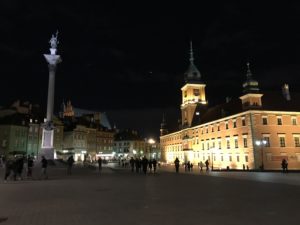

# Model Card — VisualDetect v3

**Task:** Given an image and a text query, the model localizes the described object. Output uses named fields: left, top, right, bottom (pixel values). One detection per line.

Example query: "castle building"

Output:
left=160, top=43, right=300, bottom=170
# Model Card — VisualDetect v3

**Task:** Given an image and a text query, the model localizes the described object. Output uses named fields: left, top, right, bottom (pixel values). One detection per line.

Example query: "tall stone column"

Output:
left=40, top=31, right=62, bottom=160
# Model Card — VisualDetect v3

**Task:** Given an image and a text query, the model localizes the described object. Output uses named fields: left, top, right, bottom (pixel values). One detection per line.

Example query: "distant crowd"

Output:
left=0, top=155, right=48, bottom=182
left=120, top=157, right=158, bottom=174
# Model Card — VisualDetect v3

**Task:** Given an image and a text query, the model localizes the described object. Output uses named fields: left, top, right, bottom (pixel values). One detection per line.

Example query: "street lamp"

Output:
left=255, top=139, right=267, bottom=171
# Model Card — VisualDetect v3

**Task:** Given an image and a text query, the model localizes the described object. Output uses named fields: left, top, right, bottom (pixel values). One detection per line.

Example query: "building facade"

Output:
left=160, top=43, right=300, bottom=170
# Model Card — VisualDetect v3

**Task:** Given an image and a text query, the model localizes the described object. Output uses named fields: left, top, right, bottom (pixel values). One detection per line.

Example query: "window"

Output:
left=294, top=136, right=300, bottom=147
left=245, top=155, right=249, bottom=162
left=237, top=155, right=240, bottom=162
left=262, top=117, right=268, bottom=125
left=277, top=117, right=282, bottom=125
left=263, top=136, right=270, bottom=147
left=211, top=126, right=214, bottom=132
left=226, top=139, right=230, bottom=149
left=225, top=121, right=229, bottom=129
left=234, top=138, right=238, bottom=148
left=292, top=117, right=297, bottom=125
left=221, top=155, right=224, bottom=161
left=217, top=124, right=220, bottom=131
left=218, top=139, right=221, bottom=149
left=242, top=117, right=246, bottom=126
left=206, top=142, right=209, bottom=150
left=184, top=91, right=187, bottom=97
left=202, top=141, right=204, bottom=150
left=279, top=136, right=286, bottom=147
left=243, top=137, right=248, bottom=148
left=229, top=155, right=232, bottom=162
left=233, top=120, right=237, bottom=128
left=206, top=127, right=208, bottom=133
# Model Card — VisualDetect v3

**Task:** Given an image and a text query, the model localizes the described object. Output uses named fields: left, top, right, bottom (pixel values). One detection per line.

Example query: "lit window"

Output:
left=279, top=136, right=286, bottom=147
left=243, top=137, right=248, bottom=148
left=234, top=138, right=238, bottom=148
left=294, top=136, right=300, bottom=147
left=226, top=139, right=230, bottom=149
left=218, top=139, right=221, bottom=149
left=292, top=117, right=297, bottom=125
left=263, top=136, right=270, bottom=147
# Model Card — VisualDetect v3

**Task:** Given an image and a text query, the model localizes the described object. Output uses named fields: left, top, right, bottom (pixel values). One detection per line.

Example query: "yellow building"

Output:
left=160, top=43, right=300, bottom=170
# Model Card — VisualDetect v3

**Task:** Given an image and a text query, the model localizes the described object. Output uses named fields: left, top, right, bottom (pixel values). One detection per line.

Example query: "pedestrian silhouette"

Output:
left=67, top=155, right=75, bottom=175
left=205, top=159, right=209, bottom=171
left=97, top=157, right=102, bottom=173
left=174, top=157, right=180, bottom=173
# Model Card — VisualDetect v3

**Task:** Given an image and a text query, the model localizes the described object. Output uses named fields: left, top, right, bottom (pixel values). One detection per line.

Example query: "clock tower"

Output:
left=181, top=42, right=207, bottom=128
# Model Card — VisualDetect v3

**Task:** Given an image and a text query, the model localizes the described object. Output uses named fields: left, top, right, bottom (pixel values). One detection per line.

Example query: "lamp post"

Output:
left=255, top=139, right=267, bottom=171
left=210, top=147, right=214, bottom=171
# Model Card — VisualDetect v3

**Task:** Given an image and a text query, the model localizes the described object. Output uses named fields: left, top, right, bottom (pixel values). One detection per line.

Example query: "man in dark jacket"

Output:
left=41, top=156, right=48, bottom=179
left=27, top=156, right=34, bottom=178
left=67, top=155, right=75, bottom=175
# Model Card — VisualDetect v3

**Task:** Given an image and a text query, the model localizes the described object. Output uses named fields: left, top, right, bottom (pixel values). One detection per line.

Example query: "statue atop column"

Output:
left=49, top=30, right=59, bottom=49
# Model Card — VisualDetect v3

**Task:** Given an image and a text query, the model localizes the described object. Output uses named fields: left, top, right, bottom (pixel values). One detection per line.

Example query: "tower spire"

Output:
left=242, top=62, right=259, bottom=93
left=246, top=62, right=253, bottom=80
left=184, top=41, right=201, bottom=83
left=189, top=41, right=194, bottom=64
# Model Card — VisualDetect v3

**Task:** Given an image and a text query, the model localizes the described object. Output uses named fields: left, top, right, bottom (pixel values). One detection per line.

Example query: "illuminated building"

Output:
left=61, top=101, right=114, bottom=161
left=160, top=43, right=300, bottom=170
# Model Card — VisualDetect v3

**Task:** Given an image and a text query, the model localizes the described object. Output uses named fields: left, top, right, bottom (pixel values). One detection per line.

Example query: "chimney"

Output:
left=282, top=84, right=291, bottom=101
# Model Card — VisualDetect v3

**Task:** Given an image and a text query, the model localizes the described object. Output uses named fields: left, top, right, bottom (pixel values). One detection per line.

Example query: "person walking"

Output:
left=152, top=158, right=157, bottom=173
left=205, top=159, right=209, bottom=171
left=148, top=159, right=153, bottom=173
left=174, top=157, right=180, bottom=173
left=67, top=155, right=75, bottom=175
left=4, top=156, right=14, bottom=182
left=281, top=159, right=286, bottom=173
left=40, top=156, right=48, bottom=179
left=129, top=157, right=135, bottom=172
left=142, top=156, right=149, bottom=175
left=27, top=156, right=34, bottom=178
left=199, top=161, right=203, bottom=172
left=97, top=157, right=102, bottom=173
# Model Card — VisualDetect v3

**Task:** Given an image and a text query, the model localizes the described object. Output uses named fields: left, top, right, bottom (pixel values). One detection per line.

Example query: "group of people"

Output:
left=128, top=157, right=158, bottom=174
left=2, top=155, right=48, bottom=182
left=174, top=158, right=210, bottom=173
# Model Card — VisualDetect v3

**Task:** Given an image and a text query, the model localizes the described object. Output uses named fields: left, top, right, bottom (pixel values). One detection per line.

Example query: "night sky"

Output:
left=1, top=1, right=300, bottom=139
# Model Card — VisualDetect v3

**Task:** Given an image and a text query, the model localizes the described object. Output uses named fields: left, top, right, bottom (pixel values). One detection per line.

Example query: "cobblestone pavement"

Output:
left=1, top=163, right=300, bottom=225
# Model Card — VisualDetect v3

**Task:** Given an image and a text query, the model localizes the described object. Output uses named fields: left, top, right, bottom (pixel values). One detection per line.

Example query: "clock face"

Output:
left=193, top=89, right=200, bottom=96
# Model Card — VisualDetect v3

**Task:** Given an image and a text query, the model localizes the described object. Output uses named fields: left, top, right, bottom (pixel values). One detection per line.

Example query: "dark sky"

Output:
left=1, top=1, right=300, bottom=139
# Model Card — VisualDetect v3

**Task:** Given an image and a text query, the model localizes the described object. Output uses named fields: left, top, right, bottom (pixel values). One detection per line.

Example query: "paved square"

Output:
left=1, top=164, right=300, bottom=225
